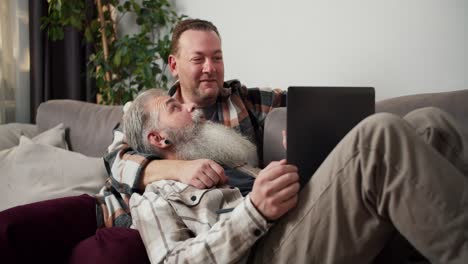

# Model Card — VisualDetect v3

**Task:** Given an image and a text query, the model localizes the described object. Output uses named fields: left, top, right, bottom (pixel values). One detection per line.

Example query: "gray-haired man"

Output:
left=124, top=89, right=468, bottom=264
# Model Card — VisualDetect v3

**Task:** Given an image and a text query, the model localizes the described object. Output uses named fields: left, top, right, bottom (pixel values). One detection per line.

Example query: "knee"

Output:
left=69, top=227, right=149, bottom=264
left=361, top=112, right=405, bottom=130
left=354, top=113, right=412, bottom=141
left=404, top=107, right=450, bottom=124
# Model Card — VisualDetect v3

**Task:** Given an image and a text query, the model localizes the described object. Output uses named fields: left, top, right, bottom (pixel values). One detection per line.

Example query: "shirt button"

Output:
left=253, top=229, right=262, bottom=236
left=191, top=195, right=197, bottom=201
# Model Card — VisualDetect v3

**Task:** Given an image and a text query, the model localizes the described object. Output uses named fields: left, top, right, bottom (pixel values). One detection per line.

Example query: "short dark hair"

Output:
left=170, top=18, right=220, bottom=56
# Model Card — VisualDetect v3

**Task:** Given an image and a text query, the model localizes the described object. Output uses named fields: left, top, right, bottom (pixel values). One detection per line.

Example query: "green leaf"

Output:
left=132, top=1, right=141, bottom=13
left=113, top=51, right=122, bottom=67
left=84, top=27, right=93, bottom=42
left=69, top=16, right=82, bottom=29
left=123, top=1, right=131, bottom=11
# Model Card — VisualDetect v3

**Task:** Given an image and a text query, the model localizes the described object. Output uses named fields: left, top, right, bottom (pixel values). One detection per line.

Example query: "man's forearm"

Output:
left=141, top=158, right=228, bottom=190
left=140, top=159, right=184, bottom=189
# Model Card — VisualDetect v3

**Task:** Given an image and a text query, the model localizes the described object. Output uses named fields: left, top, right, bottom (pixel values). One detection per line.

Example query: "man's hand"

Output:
left=141, top=159, right=227, bottom=190
left=179, top=159, right=228, bottom=189
left=249, top=159, right=300, bottom=221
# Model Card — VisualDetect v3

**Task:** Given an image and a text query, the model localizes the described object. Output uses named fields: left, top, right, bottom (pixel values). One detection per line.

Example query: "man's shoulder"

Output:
left=223, top=79, right=285, bottom=97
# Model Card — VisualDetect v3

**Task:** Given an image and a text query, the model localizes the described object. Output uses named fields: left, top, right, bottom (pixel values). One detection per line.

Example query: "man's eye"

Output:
left=172, top=104, right=181, bottom=111
left=192, top=57, right=203, bottom=63
left=214, top=56, right=223, bottom=61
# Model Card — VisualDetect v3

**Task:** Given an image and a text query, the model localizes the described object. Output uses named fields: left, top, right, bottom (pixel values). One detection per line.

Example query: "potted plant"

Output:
left=41, top=0, right=185, bottom=105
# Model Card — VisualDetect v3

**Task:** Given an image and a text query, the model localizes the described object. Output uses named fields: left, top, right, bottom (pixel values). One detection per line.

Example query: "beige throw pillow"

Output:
left=0, top=134, right=106, bottom=211
left=0, top=123, right=38, bottom=151
left=31, top=123, right=68, bottom=149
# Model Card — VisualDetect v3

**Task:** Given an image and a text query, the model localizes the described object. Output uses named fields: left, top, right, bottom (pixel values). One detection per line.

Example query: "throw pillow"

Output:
left=30, top=123, right=68, bottom=149
left=0, top=123, right=38, bottom=151
left=0, top=137, right=107, bottom=211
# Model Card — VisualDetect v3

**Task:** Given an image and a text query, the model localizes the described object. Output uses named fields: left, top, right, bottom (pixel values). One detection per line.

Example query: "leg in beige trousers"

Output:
left=250, top=107, right=468, bottom=264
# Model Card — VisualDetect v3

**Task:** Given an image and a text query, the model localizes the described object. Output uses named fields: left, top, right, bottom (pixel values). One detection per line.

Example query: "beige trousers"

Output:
left=250, top=107, right=468, bottom=264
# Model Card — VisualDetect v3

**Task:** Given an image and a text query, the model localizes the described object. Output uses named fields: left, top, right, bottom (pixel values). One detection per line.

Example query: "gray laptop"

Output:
left=286, top=86, right=375, bottom=187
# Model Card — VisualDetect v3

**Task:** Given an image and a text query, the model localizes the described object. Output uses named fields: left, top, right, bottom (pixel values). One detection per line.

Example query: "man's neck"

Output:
left=177, top=87, right=217, bottom=108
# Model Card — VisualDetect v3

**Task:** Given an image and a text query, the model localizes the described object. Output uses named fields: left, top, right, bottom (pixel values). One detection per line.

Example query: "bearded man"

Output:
left=124, top=89, right=468, bottom=264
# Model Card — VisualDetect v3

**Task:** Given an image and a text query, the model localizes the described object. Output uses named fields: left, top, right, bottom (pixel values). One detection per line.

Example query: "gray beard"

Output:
left=165, top=121, right=258, bottom=168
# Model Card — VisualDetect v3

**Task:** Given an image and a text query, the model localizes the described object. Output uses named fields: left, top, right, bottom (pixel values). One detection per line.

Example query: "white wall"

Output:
left=174, top=0, right=468, bottom=100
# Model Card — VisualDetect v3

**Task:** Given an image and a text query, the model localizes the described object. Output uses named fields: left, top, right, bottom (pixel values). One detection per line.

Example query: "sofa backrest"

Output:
left=36, top=89, right=468, bottom=160
left=375, top=89, right=468, bottom=126
left=36, top=100, right=123, bottom=157
left=262, top=89, right=468, bottom=166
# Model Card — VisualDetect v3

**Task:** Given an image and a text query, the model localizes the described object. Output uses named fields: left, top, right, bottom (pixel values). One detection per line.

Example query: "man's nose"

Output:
left=202, top=59, right=216, bottom=73
left=185, top=103, right=195, bottom=113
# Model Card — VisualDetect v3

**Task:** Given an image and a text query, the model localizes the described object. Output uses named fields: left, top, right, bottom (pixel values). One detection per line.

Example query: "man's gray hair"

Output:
left=123, top=89, right=166, bottom=154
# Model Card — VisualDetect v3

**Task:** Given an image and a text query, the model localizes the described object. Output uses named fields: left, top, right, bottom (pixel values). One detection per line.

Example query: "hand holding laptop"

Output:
left=250, top=159, right=300, bottom=221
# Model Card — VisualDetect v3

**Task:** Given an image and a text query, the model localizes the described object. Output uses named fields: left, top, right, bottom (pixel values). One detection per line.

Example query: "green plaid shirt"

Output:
left=97, top=80, right=286, bottom=227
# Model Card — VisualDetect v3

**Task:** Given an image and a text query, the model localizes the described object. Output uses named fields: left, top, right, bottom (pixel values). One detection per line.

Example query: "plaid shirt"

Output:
left=130, top=180, right=272, bottom=263
left=97, top=80, right=286, bottom=228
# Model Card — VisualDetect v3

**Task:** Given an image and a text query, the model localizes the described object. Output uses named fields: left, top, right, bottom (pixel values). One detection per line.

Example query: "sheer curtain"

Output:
left=0, top=0, right=30, bottom=124
left=29, top=0, right=97, bottom=123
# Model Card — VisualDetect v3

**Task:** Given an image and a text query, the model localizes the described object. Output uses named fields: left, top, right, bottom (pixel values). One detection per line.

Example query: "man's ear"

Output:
left=147, top=131, right=172, bottom=149
left=168, top=54, right=178, bottom=78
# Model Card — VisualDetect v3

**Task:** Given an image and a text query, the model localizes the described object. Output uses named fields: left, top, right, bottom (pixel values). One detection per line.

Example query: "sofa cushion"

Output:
left=36, top=99, right=123, bottom=157
left=0, top=123, right=38, bottom=151
left=0, top=136, right=107, bottom=211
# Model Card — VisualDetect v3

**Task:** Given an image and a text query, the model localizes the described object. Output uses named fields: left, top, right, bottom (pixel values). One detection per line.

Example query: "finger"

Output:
left=273, top=182, right=300, bottom=203
left=270, top=194, right=298, bottom=220
left=208, top=161, right=228, bottom=184
left=270, top=172, right=299, bottom=192
left=279, top=193, right=299, bottom=211
left=261, top=164, right=298, bottom=181
left=191, top=178, right=207, bottom=189
left=262, top=159, right=287, bottom=173
left=203, top=168, right=220, bottom=185
left=197, top=173, right=215, bottom=188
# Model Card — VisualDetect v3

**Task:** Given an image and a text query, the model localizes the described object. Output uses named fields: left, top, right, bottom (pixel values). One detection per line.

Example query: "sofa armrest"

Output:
left=263, top=107, right=287, bottom=166
left=36, top=100, right=123, bottom=157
